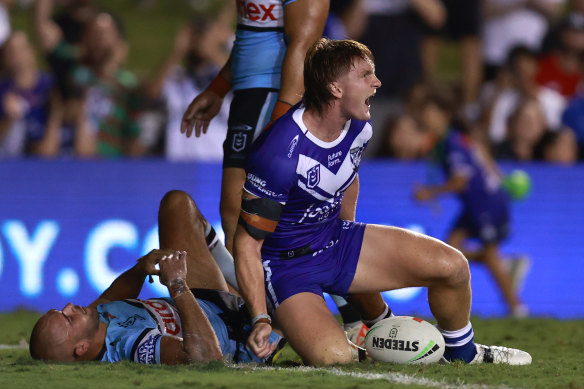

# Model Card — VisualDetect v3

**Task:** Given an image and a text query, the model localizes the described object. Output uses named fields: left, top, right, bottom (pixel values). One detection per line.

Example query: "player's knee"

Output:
left=306, top=343, right=353, bottom=366
left=436, top=247, right=470, bottom=287
left=160, top=190, right=196, bottom=213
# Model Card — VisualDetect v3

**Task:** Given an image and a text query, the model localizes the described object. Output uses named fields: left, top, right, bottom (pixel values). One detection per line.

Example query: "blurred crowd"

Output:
left=0, top=0, right=583, bottom=165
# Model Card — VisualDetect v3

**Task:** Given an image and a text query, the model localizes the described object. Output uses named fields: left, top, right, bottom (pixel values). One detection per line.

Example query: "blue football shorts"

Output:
left=262, top=219, right=366, bottom=309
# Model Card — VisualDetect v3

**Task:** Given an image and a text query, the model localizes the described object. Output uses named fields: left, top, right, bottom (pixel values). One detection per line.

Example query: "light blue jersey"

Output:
left=232, top=0, right=297, bottom=90
left=97, top=293, right=279, bottom=364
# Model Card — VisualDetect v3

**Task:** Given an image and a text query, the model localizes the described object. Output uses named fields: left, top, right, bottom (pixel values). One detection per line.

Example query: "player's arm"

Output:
left=272, top=0, right=329, bottom=121
left=414, top=174, right=468, bottom=202
left=34, top=0, right=63, bottom=53
left=89, top=249, right=172, bottom=308
left=158, top=252, right=223, bottom=364
left=180, top=53, right=233, bottom=138
left=410, top=0, right=446, bottom=30
left=234, top=191, right=283, bottom=358
left=339, top=175, right=359, bottom=221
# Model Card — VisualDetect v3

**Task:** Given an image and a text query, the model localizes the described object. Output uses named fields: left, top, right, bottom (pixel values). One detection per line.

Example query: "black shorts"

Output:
left=223, top=88, right=278, bottom=168
left=427, top=0, right=481, bottom=40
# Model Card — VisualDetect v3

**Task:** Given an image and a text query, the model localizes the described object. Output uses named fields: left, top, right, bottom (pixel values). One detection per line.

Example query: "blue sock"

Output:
left=438, top=322, right=477, bottom=363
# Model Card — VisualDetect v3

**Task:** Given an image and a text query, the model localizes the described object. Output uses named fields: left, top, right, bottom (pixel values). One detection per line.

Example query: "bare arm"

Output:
left=272, top=0, right=329, bottom=119
left=339, top=175, right=359, bottom=221
left=411, top=0, right=446, bottom=30
left=34, top=0, right=63, bottom=53
left=158, top=252, right=223, bottom=364
left=88, top=249, right=171, bottom=308
left=414, top=174, right=469, bottom=201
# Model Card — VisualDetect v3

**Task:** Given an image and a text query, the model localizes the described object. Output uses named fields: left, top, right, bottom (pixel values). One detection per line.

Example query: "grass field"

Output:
left=1, top=311, right=582, bottom=389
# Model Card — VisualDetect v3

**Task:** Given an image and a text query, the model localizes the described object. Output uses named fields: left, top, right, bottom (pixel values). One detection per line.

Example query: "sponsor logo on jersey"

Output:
left=327, top=150, right=343, bottom=168
left=140, top=299, right=181, bottom=336
left=135, top=332, right=161, bottom=364
left=288, top=135, right=299, bottom=158
left=350, top=147, right=363, bottom=172
left=306, top=165, right=320, bottom=189
left=236, top=0, right=277, bottom=22
left=118, top=314, right=146, bottom=328
left=298, top=198, right=342, bottom=223
left=370, top=337, right=420, bottom=352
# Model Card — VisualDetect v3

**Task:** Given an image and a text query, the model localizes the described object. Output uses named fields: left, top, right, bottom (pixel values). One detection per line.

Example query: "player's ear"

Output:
left=329, top=82, right=343, bottom=99
left=73, top=341, right=89, bottom=358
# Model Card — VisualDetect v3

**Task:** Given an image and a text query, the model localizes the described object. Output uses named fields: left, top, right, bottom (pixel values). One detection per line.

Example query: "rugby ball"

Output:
left=364, top=316, right=444, bottom=364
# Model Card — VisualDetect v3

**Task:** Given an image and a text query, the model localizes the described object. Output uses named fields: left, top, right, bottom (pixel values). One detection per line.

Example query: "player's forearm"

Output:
left=97, top=263, right=148, bottom=302
left=234, top=226, right=268, bottom=318
left=430, top=175, right=469, bottom=197
left=170, top=281, right=223, bottom=363
left=279, top=0, right=328, bottom=105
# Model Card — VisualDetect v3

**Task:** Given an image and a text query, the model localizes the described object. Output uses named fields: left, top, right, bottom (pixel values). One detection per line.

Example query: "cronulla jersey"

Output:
left=232, top=0, right=297, bottom=90
left=244, top=104, right=372, bottom=260
left=97, top=297, right=259, bottom=364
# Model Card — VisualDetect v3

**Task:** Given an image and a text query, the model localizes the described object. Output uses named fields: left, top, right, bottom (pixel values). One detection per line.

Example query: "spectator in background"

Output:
left=34, top=0, right=141, bottom=157
left=414, top=88, right=529, bottom=318
left=482, top=0, right=566, bottom=82
left=374, top=113, right=425, bottom=160
left=536, top=12, right=584, bottom=97
left=494, top=98, right=548, bottom=160
left=0, top=31, right=63, bottom=157
left=535, top=128, right=579, bottom=162
left=486, top=46, right=565, bottom=145
left=145, top=16, right=233, bottom=161
left=323, top=0, right=367, bottom=40
left=359, top=0, right=445, bottom=158
left=423, top=0, right=483, bottom=122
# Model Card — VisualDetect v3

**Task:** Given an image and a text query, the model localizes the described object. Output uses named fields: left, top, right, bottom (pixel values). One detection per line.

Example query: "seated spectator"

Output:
left=494, top=99, right=548, bottom=161
left=482, top=0, right=566, bottom=82
left=535, top=128, right=579, bottom=163
left=536, top=12, right=584, bottom=97
left=374, top=113, right=425, bottom=160
left=0, top=31, right=63, bottom=158
left=486, top=46, right=565, bottom=145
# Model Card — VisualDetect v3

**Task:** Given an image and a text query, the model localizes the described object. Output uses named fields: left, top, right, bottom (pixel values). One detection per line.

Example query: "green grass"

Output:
left=1, top=311, right=583, bottom=389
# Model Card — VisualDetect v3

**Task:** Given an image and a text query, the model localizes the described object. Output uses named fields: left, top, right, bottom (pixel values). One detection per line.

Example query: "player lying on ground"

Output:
left=29, top=190, right=282, bottom=364
left=234, top=38, right=532, bottom=366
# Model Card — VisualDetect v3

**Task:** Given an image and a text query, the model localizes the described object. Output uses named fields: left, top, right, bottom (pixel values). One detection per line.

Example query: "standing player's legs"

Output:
left=350, top=225, right=471, bottom=332
left=221, top=88, right=278, bottom=253
left=158, top=190, right=229, bottom=292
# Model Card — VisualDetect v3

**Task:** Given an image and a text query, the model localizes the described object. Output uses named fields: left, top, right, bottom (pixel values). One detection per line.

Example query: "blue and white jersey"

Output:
left=232, top=0, right=297, bottom=90
left=97, top=297, right=263, bottom=364
left=244, top=104, right=372, bottom=261
left=437, top=129, right=509, bottom=224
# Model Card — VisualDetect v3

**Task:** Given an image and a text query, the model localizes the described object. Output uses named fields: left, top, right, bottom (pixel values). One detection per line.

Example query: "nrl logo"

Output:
left=350, top=147, right=363, bottom=171
left=232, top=133, right=247, bottom=152
left=306, top=164, right=320, bottom=189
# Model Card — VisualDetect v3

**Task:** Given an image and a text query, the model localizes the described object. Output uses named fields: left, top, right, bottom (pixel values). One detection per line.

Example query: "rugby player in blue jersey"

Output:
left=234, top=38, right=532, bottom=366
left=29, top=191, right=281, bottom=364
left=180, top=0, right=387, bottom=344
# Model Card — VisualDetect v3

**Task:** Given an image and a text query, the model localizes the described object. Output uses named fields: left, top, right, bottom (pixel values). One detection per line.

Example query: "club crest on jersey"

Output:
left=306, top=164, right=320, bottom=189
left=350, top=147, right=364, bottom=171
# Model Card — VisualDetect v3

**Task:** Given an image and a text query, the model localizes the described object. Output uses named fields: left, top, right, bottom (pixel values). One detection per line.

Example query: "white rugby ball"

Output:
left=364, top=316, right=445, bottom=364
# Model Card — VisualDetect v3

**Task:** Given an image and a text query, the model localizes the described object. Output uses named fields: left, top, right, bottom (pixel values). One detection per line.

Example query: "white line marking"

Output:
left=228, top=364, right=512, bottom=389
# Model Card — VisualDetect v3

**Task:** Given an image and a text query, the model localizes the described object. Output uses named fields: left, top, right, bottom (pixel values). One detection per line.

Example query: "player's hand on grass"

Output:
left=180, top=90, right=223, bottom=138
left=159, top=251, right=188, bottom=287
left=247, top=322, right=277, bottom=359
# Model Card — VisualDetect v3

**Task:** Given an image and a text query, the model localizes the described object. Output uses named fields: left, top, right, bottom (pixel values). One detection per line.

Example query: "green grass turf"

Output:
left=1, top=310, right=583, bottom=389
